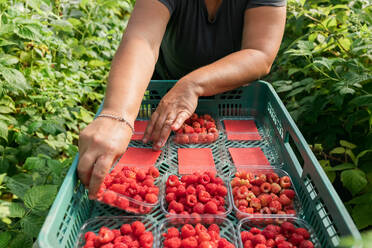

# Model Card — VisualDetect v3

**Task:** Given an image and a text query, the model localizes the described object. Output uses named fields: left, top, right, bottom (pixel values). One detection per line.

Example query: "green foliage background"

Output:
left=0, top=0, right=370, bottom=247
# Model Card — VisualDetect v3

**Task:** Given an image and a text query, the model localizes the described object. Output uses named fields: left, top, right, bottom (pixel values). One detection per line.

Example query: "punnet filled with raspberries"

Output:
left=230, top=169, right=299, bottom=217
left=79, top=219, right=154, bottom=248
left=161, top=221, right=236, bottom=248
left=97, top=165, right=160, bottom=214
left=173, top=113, right=219, bottom=144
left=162, top=172, right=230, bottom=217
left=239, top=218, right=318, bottom=248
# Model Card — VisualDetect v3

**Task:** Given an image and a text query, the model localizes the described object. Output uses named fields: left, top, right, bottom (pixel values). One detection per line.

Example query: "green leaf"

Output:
left=23, top=185, right=57, bottom=211
left=341, top=169, right=368, bottom=196
left=20, top=214, right=45, bottom=238
left=340, top=140, right=357, bottom=149
left=14, top=25, right=41, bottom=41
left=5, top=177, right=30, bottom=200
left=88, top=59, right=107, bottom=68
left=325, top=163, right=355, bottom=172
left=356, top=150, right=372, bottom=167
left=8, top=233, right=32, bottom=248
left=348, top=193, right=372, bottom=205
left=330, top=147, right=345, bottom=154
left=0, top=232, right=11, bottom=248
left=352, top=204, right=372, bottom=230
left=23, top=157, right=46, bottom=171
left=0, top=121, right=8, bottom=142
left=0, top=67, right=30, bottom=92
left=0, top=200, right=26, bottom=218
left=0, top=55, right=19, bottom=66
left=349, top=95, right=372, bottom=107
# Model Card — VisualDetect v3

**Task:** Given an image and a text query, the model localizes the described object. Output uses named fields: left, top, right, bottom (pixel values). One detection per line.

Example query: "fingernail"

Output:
left=157, top=141, right=162, bottom=147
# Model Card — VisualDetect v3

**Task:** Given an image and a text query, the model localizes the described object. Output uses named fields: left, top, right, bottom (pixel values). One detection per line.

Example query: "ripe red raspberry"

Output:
left=145, top=193, right=158, bottom=203
left=193, top=202, right=205, bottom=214
left=181, top=224, right=196, bottom=238
left=260, top=207, right=272, bottom=214
left=245, top=207, right=254, bottom=214
left=120, top=223, right=132, bottom=235
left=274, top=234, right=286, bottom=245
left=216, top=185, right=228, bottom=196
left=196, top=184, right=206, bottom=193
left=299, top=240, right=314, bottom=248
left=184, top=125, right=194, bottom=134
left=143, top=177, right=155, bottom=187
left=266, top=238, right=275, bottom=247
left=277, top=241, right=293, bottom=248
left=255, top=244, right=267, bottom=248
left=244, top=239, right=253, bottom=248
left=132, top=221, right=146, bottom=237
left=192, top=121, right=201, bottom=129
left=280, top=176, right=291, bottom=189
left=198, top=190, right=211, bottom=203
left=261, top=229, right=276, bottom=239
left=112, top=229, right=120, bottom=238
left=218, top=238, right=235, bottom=248
left=251, top=186, right=261, bottom=196
left=101, top=243, right=114, bottom=248
left=190, top=133, right=199, bottom=143
left=181, top=236, right=198, bottom=248
left=84, top=231, right=96, bottom=241
left=102, top=190, right=117, bottom=205
left=270, top=183, right=281, bottom=194
left=204, top=201, right=218, bottom=214
left=250, top=198, right=262, bottom=210
left=166, top=193, right=176, bottom=203
left=281, top=189, right=296, bottom=199
left=176, top=184, right=186, bottom=197
left=148, top=166, right=159, bottom=178
left=266, top=173, right=279, bottom=183
left=289, top=233, right=305, bottom=245
left=97, top=226, right=115, bottom=244
left=110, top=184, right=128, bottom=195
left=279, top=194, right=292, bottom=206
left=186, top=185, right=196, bottom=195
left=258, top=194, right=272, bottom=207
left=269, top=200, right=282, bottom=213
left=205, top=183, right=217, bottom=194
left=281, top=221, right=296, bottom=233
left=241, top=231, right=254, bottom=242
left=199, top=174, right=211, bottom=185
left=164, top=237, right=181, bottom=248
left=252, top=234, right=266, bottom=244
left=208, top=224, right=220, bottom=234
left=250, top=227, right=261, bottom=235
left=139, top=231, right=154, bottom=248
left=260, top=183, right=271, bottom=193
left=185, top=194, right=197, bottom=207
left=168, top=200, right=184, bottom=213
left=167, top=175, right=180, bottom=187
left=113, top=243, right=128, bottom=248
left=195, top=223, right=208, bottom=234
left=236, top=186, right=249, bottom=199
left=295, top=228, right=310, bottom=239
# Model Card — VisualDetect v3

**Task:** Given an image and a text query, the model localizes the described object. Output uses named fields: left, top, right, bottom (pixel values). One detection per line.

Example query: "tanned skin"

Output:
left=78, top=0, right=286, bottom=199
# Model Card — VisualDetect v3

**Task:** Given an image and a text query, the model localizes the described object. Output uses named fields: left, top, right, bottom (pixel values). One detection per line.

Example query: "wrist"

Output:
left=177, top=77, right=204, bottom=97
left=99, top=109, right=135, bottom=128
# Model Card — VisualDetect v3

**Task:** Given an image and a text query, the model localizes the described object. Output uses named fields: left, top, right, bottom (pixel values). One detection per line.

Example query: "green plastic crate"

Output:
left=36, top=80, right=361, bottom=248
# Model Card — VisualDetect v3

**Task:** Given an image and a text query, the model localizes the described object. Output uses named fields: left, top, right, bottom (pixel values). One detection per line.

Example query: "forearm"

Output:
left=181, top=49, right=272, bottom=97
left=102, top=37, right=157, bottom=123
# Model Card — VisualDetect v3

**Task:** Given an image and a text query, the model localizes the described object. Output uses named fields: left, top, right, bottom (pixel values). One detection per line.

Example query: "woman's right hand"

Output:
left=77, top=115, right=133, bottom=199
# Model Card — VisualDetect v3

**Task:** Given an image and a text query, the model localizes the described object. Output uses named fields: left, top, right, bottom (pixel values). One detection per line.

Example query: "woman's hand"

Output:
left=143, top=80, right=201, bottom=150
left=77, top=116, right=133, bottom=199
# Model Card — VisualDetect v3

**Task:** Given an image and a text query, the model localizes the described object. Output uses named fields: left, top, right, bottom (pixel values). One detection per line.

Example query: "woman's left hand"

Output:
left=143, top=80, right=201, bottom=150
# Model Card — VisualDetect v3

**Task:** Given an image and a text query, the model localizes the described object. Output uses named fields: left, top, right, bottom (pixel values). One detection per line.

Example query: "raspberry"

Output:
left=181, top=236, right=198, bottom=248
left=139, top=231, right=154, bottom=248
left=180, top=134, right=189, bottom=144
left=165, top=227, right=180, bottom=238
left=241, top=231, right=254, bottom=242
left=270, top=183, right=281, bottom=194
left=186, top=194, right=197, bottom=206
left=255, top=244, right=267, bottom=248
left=244, top=240, right=253, bottom=248
left=208, top=224, right=220, bottom=234
left=97, top=227, right=115, bottom=244
left=199, top=241, right=214, bottom=248
left=281, top=221, right=296, bottom=233
left=206, top=183, right=217, bottom=194
left=274, top=234, right=286, bottom=244
left=260, top=207, right=272, bottom=214
left=198, top=191, right=211, bottom=203
left=143, top=177, right=155, bottom=187
left=280, top=176, right=291, bottom=189
left=266, top=238, right=275, bottom=247
left=184, top=125, right=194, bottom=134
left=196, top=185, right=206, bottom=193
left=252, top=234, right=266, bottom=244
left=166, top=193, right=176, bottom=203
left=190, top=133, right=199, bottom=143
left=299, top=240, right=314, bottom=248
left=237, top=186, right=249, bottom=199
left=113, top=243, right=128, bottom=248
left=199, top=174, right=211, bottom=185
left=164, top=237, right=182, bottom=248
left=289, top=233, right=305, bottom=245
left=295, top=228, right=310, bottom=240
left=136, top=170, right=146, bottom=181
left=120, top=235, right=133, bottom=244
left=279, top=194, right=291, bottom=206
left=195, top=223, right=208, bottom=234
left=193, top=202, right=205, bottom=214
left=261, top=229, right=275, bottom=239
left=192, top=121, right=201, bottom=128
left=269, top=200, right=282, bottom=213
left=148, top=166, right=160, bottom=178
left=145, top=193, right=158, bottom=203
left=186, top=185, right=196, bottom=196
left=167, top=175, right=181, bottom=187
left=216, top=185, right=228, bottom=196
left=280, top=189, right=294, bottom=199
left=176, top=184, right=186, bottom=197
left=250, top=198, right=262, bottom=210
left=258, top=194, right=272, bottom=207
left=260, top=183, right=271, bottom=193
left=277, top=241, right=293, bottom=248
left=251, top=186, right=261, bottom=196
left=181, top=224, right=196, bottom=238
left=132, top=221, right=146, bottom=237
left=101, top=243, right=114, bottom=248
left=204, top=201, right=218, bottom=214
left=84, top=231, right=96, bottom=241
left=266, top=173, right=279, bottom=183
left=206, top=133, right=215, bottom=142
left=120, top=224, right=132, bottom=235
left=112, top=229, right=120, bottom=238
left=103, top=190, right=117, bottom=205
left=250, top=227, right=261, bottom=235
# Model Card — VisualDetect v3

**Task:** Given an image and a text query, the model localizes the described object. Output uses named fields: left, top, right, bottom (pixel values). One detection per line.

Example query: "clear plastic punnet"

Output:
left=75, top=216, right=156, bottom=248
left=237, top=216, right=320, bottom=248
left=228, top=167, right=302, bottom=219
left=160, top=173, right=232, bottom=220
left=158, top=215, right=239, bottom=248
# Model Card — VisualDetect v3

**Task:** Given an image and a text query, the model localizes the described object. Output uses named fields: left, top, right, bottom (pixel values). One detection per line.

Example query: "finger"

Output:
left=77, top=153, right=96, bottom=187
left=150, top=110, right=169, bottom=146
left=153, top=112, right=176, bottom=150
left=143, top=111, right=159, bottom=143
left=88, top=155, right=115, bottom=199
left=171, top=111, right=190, bottom=130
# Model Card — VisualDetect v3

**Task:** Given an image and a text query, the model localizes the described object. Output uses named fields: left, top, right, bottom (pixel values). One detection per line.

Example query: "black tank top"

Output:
left=155, top=0, right=286, bottom=79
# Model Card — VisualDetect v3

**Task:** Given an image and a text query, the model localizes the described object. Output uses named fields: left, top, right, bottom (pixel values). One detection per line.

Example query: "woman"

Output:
left=78, top=0, right=286, bottom=199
